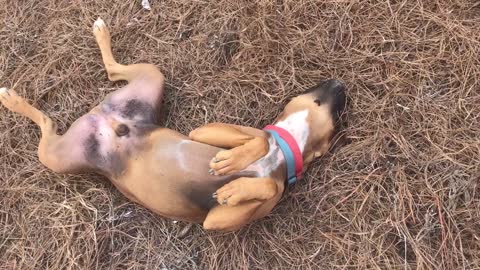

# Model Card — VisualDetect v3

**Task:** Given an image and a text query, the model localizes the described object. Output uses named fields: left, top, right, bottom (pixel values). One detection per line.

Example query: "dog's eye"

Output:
left=115, top=124, right=130, bottom=137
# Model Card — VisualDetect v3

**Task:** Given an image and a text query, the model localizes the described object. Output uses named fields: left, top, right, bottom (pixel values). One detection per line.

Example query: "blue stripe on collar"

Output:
left=265, top=129, right=298, bottom=185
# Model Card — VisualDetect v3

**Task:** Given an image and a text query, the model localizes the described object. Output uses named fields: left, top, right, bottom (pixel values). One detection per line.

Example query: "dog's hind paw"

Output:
left=92, top=17, right=111, bottom=45
left=93, top=17, right=106, bottom=30
left=0, top=88, right=26, bottom=113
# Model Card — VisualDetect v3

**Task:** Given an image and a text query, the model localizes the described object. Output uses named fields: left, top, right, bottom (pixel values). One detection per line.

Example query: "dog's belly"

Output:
left=68, top=88, right=160, bottom=177
left=115, top=129, right=258, bottom=222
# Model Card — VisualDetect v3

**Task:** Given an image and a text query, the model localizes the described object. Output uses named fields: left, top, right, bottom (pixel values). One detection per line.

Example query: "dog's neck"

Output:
left=245, top=110, right=311, bottom=179
left=273, top=109, right=310, bottom=154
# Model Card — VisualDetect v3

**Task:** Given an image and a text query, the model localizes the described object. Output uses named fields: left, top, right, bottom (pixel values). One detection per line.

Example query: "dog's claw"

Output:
left=209, top=168, right=214, bottom=175
left=0, top=87, right=9, bottom=98
left=212, top=192, right=217, bottom=198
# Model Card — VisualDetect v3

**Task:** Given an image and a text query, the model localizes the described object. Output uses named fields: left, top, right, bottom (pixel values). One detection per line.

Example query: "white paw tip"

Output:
left=94, top=18, right=105, bottom=28
left=0, top=87, right=7, bottom=94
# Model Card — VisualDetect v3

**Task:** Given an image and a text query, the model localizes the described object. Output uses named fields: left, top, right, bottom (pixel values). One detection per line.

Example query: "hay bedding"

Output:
left=0, top=0, right=479, bottom=269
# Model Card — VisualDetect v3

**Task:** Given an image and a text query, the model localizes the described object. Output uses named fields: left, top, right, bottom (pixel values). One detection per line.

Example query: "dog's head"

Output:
left=275, top=79, right=346, bottom=163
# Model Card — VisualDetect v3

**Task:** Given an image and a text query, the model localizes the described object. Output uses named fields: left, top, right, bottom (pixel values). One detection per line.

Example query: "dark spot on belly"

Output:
left=122, top=99, right=157, bottom=124
left=186, top=184, right=219, bottom=210
left=132, top=123, right=158, bottom=137
left=115, top=124, right=130, bottom=137
left=83, top=133, right=126, bottom=178
left=84, top=134, right=103, bottom=165
left=108, top=153, right=126, bottom=178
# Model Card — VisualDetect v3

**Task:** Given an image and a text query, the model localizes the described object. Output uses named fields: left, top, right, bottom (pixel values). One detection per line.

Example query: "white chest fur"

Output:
left=247, top=109, right=310, bottom=177
left=273, top=110, right=309, bottom=152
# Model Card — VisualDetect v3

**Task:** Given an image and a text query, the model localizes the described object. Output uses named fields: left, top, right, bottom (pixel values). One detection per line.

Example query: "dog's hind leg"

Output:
left=93, top=18, right=163, bottom=83
left=0, top=88, right=90, bottom=174
left=92, top=18, right=165, bottom=121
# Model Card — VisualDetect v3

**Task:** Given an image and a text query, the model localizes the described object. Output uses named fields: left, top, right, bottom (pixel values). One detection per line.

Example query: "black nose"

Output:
left=115, top=124, right=130, bottom=137
left=304, top=79, right=347, bottom=121
left=321, top=79, right=346, bottom=94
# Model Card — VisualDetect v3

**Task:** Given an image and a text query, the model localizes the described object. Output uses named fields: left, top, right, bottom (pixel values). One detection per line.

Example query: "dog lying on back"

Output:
left=0, top=18, right=346, bottom=231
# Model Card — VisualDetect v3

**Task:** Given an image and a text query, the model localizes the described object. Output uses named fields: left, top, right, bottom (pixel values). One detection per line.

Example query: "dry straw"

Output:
left=1, top=0, right=479, bottom=269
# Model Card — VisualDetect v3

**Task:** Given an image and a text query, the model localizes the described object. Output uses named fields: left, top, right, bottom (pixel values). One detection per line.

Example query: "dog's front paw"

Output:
left=212, top=177, right=277, bottom=206
left=209, top=148, right=251, bottom=176
left=212, top=178, right=252, bottom=206
left=0, top=88, right=26, bottom=113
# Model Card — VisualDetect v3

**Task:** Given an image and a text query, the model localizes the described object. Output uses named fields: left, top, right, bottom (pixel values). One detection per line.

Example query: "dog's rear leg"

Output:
left=0, top=88, right=87, bottom=174
left=93, top=18, right=163, bottom=84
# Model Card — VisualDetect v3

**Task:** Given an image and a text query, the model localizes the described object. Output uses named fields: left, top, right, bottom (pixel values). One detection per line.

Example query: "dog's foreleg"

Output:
left=213, top=177, right=278, bottom=206
left=203, top=177, right=280, bottom=231
left=203, top=200, right=263, bottom=231
left=189, top=123, right=269, bottom=175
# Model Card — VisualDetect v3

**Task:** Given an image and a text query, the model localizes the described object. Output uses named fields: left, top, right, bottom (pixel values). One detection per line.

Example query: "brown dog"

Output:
left=0, top=18, right=346, bottom=231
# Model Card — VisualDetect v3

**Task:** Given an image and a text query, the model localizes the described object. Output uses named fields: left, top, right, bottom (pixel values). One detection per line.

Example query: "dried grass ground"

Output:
left=1, top=0, right=479, bottom=269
